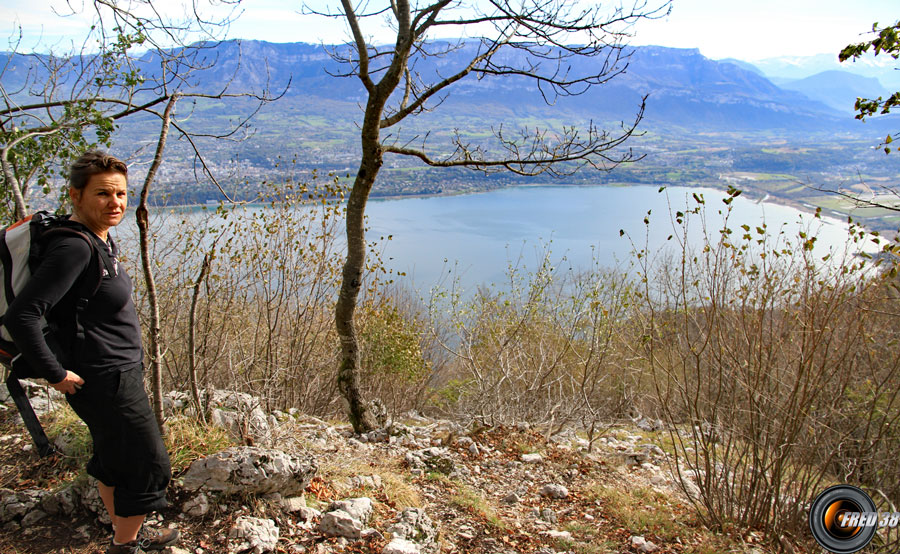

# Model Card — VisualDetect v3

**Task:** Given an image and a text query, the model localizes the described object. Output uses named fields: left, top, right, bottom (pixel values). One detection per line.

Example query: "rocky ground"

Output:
left=0, top=382, right=790, bottom=554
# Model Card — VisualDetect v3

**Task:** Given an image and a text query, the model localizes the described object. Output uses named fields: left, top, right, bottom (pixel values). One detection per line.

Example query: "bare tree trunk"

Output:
left=336, top=132, right=382, bottom=433
left=0, top=151, right=26, bottom=221
left=136, top=94, right=177, bottom=430
left=188, top=250, right=211, bottom=423
left=335, top=34, right=414, bottom=427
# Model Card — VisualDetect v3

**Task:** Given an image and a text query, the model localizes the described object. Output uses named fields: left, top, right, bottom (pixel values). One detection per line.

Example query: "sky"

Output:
left=2, top=0, right=899, bottom=61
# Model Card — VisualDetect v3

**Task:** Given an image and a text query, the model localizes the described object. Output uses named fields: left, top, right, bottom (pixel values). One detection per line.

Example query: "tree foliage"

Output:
left=0, top=0, right=272, bottom=221
left=840, top=20, right=900, bottom=154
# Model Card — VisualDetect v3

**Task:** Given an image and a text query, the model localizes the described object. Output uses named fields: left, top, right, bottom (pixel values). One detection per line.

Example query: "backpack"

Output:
left=0, top=211, right=115, bottom=380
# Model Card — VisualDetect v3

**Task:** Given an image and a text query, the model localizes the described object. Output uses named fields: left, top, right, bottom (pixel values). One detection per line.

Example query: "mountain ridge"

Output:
left=3, top=40, right=856, bottom=134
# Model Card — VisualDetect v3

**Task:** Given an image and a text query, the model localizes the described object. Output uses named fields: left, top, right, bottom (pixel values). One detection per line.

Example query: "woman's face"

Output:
left=70, top=171, right=128, bottom=235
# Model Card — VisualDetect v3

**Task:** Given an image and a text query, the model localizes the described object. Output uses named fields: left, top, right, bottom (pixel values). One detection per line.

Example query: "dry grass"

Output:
left=165, top=415, right=237, bottom=475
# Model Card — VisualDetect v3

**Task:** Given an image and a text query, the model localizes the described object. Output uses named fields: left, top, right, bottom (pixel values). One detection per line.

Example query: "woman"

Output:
left=6, top=150, right=179, bottom=554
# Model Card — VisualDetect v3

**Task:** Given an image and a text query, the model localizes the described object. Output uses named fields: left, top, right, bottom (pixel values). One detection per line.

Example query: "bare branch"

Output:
left=380, top=42, right=500, bottom=128
left=340, top=0, right=376, bottom=92
left=168, top=120, right=237, bottom=203
left=383, top=101, right=646, bottom=176
left=808, top=178, right=900, bottom=214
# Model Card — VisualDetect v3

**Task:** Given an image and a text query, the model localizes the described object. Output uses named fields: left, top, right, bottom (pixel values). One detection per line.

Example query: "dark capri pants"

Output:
left=66, top=364, right=171, bottom=517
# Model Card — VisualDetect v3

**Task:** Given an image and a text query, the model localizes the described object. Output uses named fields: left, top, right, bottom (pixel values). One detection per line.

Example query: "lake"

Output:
left=361, top=184, right=867, bottom=292
left=125, top=184, right=871, bottom=295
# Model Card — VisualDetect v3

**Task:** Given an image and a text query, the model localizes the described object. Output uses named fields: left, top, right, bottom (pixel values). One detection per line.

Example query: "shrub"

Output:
left=629, top=189, right=900, bottom=549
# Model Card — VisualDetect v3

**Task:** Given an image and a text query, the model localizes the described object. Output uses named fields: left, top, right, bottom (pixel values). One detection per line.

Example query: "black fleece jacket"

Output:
left=5, top=231, right=143, bottom=383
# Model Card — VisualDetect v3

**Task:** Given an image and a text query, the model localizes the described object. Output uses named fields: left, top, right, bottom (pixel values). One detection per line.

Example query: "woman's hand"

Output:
left=50, top=371, right=85, bottom=395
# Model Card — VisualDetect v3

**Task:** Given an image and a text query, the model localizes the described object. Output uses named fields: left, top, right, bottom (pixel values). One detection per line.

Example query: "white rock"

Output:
left=299, top=506, right=321, bottom=521
left=182, top=492, right=209, bottom=517
left=208, top=389, right=271, bottom=443
left=538, top=484, right=569, bottom=499
left=73, top=478, right=112, bottom=524
left=382, top=538, right=421, bottom=554
left=182, top=447, right=316, bottom=496
left=631, top=535, right=659, bottom=553
left=328, top=497, right=373, bottom=524
left=385, top=508, right=436, bottom=545
left=541, top=530, right=572, bottom=541
left=520, top=453, right=543, bottom=463
left=40, top=486, right=76, bottom=516
left=281, top=496, right=306, bottom=513
left=228, top=516, right=279, bottom=554
left=361, top=528, right=384, bottom=541
left=318, top=509, right=362, bottom=539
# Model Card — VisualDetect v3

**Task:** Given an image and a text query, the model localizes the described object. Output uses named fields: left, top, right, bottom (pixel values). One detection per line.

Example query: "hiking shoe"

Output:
left=105, top=540, right=145, bottom=554
left=137, top=526, right=181, bottom=551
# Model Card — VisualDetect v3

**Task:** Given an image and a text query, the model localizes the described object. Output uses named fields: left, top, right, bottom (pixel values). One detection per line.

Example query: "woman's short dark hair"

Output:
left=69, top=150, right=127, bottom=190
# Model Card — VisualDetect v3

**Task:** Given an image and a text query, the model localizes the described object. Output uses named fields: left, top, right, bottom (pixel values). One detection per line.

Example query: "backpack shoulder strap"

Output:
left=36, top=224, right=108, bottom=354
left=38, top=227, right=104, bottom=296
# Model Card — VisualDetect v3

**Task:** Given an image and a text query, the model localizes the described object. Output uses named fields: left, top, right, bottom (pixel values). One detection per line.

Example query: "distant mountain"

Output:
left=718, top=58, right=765, bottom=76
left=164, top=41, right=848, bottom=133
left=776, top=70, right=890, bottom=114
left=3, top=41, right=877, bottom=146
left=593, top=46, right=840, bottom=131
left=749, top=53, right=900, bottom=90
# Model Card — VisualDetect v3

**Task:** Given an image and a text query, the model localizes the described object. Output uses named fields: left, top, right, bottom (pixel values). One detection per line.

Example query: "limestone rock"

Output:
left=0, top=488, right=63, bottom=527
left=318, top=510, right=362, bottom=539
left=640, top=444, right=666, bottom=458
left=182, top=447, right=316, bottom=496
left=405, top=447, right=454, bottom=475
left=624, top=451, right=650, bottom=467
left=297, top=506, right=321, bottom=525
left=199, top=389, right=272, bottom=444
left=382, top=538, right=421, bottom=554
left=541, top=530, right=572, bottom=541
left=538, top=508, right=557, bottom=524
left=520, top=453, right=543, bottom=463
left=40, top=486, right=76, bottom=516
left=538, top=484, right=569, bottom=499
left=281, top=496, right=306, bottom=513
left=20, top=508, right=47, bottom=527
left=162, top=391, right=190, bottom=415
left=631, top=535, right=659, bottom=553
left=346, top=475, right=382, bottom=490
left=228, top=516, right=279, bottom=554
left=328, top=498, right=373, bottom=524
left=182, top=492, right=210, bottom=517
left=385, top=508, right=437, bottom=548
left=73, top=478, right=111, bottom=524
left=635, top=417, right=663, bottom=432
